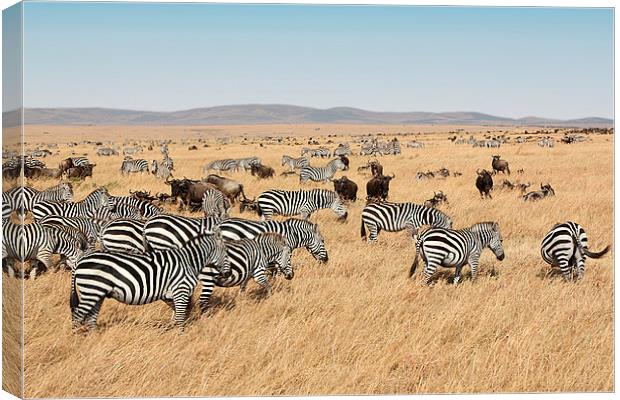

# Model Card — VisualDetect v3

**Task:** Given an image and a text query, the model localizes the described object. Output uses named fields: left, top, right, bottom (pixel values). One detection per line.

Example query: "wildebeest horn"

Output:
left=477, top=169, right=481, bottom=175
left=390, top=173, right=395, bottom=178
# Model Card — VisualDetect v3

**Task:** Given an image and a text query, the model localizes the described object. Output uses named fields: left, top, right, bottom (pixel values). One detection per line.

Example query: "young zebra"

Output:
left=281, top=155, right=310, bottom=171
left=32, top=187, right=111, bottom=222
left=218, top=217, right=328, bottom=262
left=203, top=159, right=239, bottom=174
left=109, top=195, right=163, bottom=218
left=540, top=221, right=610, bottom=281
left=410, top=222, right=505, bottom=284
left=257, top=189, right=348, bottom=221
left=143, top=214, right=221, bottom=251
left=299, top=158, right=347, bottom=184
left=198, top=233, right=293, bottom=313
left=39, top=215, right=105, bottom=248
left=70, top=232, right=230, bottom=332
left=3, top=182, right=74, bottom=217
left=120, top=158, right=149, bottom=174
left=361, top=202, right=453, bottom=243
left=2, top=221, right=88, bottom=278
left=100, top=218, right=146, bottom=253
left=202, top=188, right=231, bottom=219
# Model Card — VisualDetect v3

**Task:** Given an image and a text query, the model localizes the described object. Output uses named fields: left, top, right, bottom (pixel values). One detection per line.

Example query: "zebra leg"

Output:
left=557, top=258, right=572, bottom=281
left=423, top=261, right=437, bottom=285
left=453, top=265, right=463, bottom=285
left=198, top=273, right=216, bottom=314
left=368, top=224, right=379, bottom=243
left=253, top=269, right=272, bottom=296
left=84, top=299, right=104, bottom=330
left=33, top=249, right=54, bottom=279
left=468, top=255, right=480, bottom=281
left=172, top=288, right=192, bottom=332
left=575, top=248, right=586, bottom=280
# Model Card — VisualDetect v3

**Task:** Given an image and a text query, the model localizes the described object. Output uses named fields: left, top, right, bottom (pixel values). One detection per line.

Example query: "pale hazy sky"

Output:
left=15, top=3, right=615, bottom=119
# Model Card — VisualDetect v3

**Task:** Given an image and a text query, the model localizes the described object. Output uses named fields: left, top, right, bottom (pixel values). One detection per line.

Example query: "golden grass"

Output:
left=8, top=125, right=614, bottom=396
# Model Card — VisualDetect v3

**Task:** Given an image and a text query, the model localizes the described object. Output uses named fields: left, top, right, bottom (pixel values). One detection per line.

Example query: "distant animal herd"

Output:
left=1, top=127, right=612, bottom=333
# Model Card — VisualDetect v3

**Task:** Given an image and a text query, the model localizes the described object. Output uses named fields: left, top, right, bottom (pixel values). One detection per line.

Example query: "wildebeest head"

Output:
left=541, top=183, right=555, bottom=196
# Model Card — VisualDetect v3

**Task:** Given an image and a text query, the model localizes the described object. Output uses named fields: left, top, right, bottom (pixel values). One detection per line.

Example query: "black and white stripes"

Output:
left=299, top=158, right=347, bottom=183
left=257, top=189, right=348, bottom=221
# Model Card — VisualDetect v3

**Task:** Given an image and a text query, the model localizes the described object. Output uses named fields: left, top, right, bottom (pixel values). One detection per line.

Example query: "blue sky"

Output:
left=18, top=3, right=614, bottom=119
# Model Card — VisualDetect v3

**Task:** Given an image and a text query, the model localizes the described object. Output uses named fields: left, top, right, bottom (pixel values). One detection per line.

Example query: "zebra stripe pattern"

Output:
left=299, top=158, right=347, bottom=183
left=237, top=157, right=261, bottom=172
left=202, top=188, right=231, bottom=219
left=301, top=147, right=331, bottom=158
left=32, top=187, right=111, bottom=222
left=281, top=155, right=310, bottom=171
left=143, top=214, right=221, bottom=251
left=410, top=222, right=505, bottom=284
left=219, top=217, right=328, bottom=262
left=93, top=203, right=142, bottom=221
left=100, top=218, right=146, bottom=253
left=361, top=202, right=453, bottom=243
left=120, top=158, right=149, bottom=174
left=109, top=195, right=163, bottom=218
left=257, top=189, right=348, bottom=221
left=3, top=182, right=73, bottom=216
left=198, top=233, right=293, bottom=313
left=203, top=159, right=239, bottom=174
left=70, top=157, right=91, bottom=167
left=70, top=233, right=230, bottom=332
left=39, top=215, right=105, bottom=248
left=540, top=221, right=610, bottom=280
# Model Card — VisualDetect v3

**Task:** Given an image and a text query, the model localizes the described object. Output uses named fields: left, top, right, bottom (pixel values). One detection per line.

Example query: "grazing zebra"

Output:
left=70, top=232, right=230, bottom=332
left=109, top=195, right=163, bottom=218
left=540, top=221, right=610, bottom=281
left=360, top=202, right=453, bottom=243
left=143, top=214, right=221, bottom=251
left=100, top=218, right=147, bottom=253
left=198, top=233, right=293, bottom=313
left=93, top=203, right=143, bottom=221
left=409, top=221, right=505, bottom=284
left=203, top=159, right=239, bottom=174
left=299, top=158, right=347, bottom=184
left=2, top=221, right=88, bottom=278
left=120, top=158, right=149, bottom=174
left=3, top=182, right=74, bottom=217
left=257, top=189, right=348, bottom=221
left=202, top=188, right=231, bottom=219
left=219, top=217, right=328, bottom=262
left=32, top=187, right=112, bottom=222
left=39, top=215, right=105, bottom=248
left=281, top=155, right=310, bottom=171
left=237, top=157, right=261, bottom=172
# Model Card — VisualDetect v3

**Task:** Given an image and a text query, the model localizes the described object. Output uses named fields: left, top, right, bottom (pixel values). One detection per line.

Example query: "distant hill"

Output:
left=3, top=105, right=613, bottom=127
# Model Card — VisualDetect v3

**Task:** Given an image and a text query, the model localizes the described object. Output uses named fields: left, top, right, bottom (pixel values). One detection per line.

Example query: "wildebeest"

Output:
left=491, top=155, right=510, bottom=175
left=332, top=176, right=358, bottom=202
left=38, top=168, right=63, bottom=179
left=239, top=198, right=258, bottom=214
left=130, top=190, right=158, bottom=203
left=366, top=174, right=395, bottom=202
left=250, top=164, right=275, bottom=179
left=188, top=145, right=198, bottom=151
left=96, top=147, right=118, bottom=156
left=66, top=164, right=95, bottom=179
left=523, top=183, right=555, bottom=201
left=370, top=160, right=383, bottom=177
left=424, top=191, right=448, bottom=208
left=204, top=174, right=247, bottom=204
left=501, top=179, right=515, bottom=190
left=475, top=169, right=493, bottom=199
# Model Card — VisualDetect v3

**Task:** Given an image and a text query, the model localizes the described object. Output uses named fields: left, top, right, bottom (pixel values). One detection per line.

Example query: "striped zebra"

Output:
left=2, top=191, right=12, bottom=221
left=32, top=187, right=112, bottom=222
left=237, top=157, right=261, bottom=172
left=3, top=182, right=74, bottom=217
left=39, top=215, right=105, bottom=248
left=70, top=232, right=230, bottom=332
left=109, top=195, right=163, bottom=218
left=202, top=188, right=231, bottom=219
left=120, top=158, right=149, bottom=174
left=123, top=146, right=143, bottom=156
left=257, top=189, right=348, bottom=221
left=69, top=156, right=91, bottom=167
left=299, top=158, right=347, bottom=184
left=144, top=214, right=221, bottom=251
left=93, top=203, right=143, bottom=221
left=151, top=160, right=173, bottom=180
left=303, top=147, right=331, bottom=158
left=281, top=155, right=310, bottom=171
left=540, top=221, right=610, bottom=281
left=203, top=159, right=239, bottom=174
left=162, top=153, right=174, bottom=171
left=100, top=218, right=147, bottom=253
left=334, top=143, right=352, bottom=156
left=198, top=233, right=293, bottom=313
left=2, top=221, right=88, bottom=278
left=219, top=217, right=328, bottom=262
left=409, top=222, right=505, bottom=284
left=360, top=202, right=453, bottom=243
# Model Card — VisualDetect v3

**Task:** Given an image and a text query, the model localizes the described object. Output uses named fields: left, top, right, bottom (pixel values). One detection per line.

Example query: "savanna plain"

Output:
left=4, top=124, right=614, bottom=396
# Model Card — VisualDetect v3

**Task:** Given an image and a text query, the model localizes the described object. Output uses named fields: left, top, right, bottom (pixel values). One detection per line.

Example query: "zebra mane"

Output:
left=255, top=232, right=287, bottom=247
left=470, top=221, right=499, bottom=233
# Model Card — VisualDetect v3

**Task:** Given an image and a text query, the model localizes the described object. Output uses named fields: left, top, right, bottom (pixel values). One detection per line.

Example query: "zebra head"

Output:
left=59, top=182, right=74, bottom=202
left=281, top=155, right=289, bottom=166
left=305, top=222, right=328, bottom=262
left=473, top=222, right=505, bottom=261
left=258, top=233, right=294, bottom=280
left=209, top=228, right=231, bottom=278
left=321, top=190, right=348, bottom=221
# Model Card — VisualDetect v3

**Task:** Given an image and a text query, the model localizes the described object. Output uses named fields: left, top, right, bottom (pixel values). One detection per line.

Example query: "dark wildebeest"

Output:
left=476, top=169, right=493, bottom=199
left=130, top=190, right=158, bottom=203
left=188, top=145, right=198, bottom=151
left=239, top=198, right=258, bottom=214
left=66, top=164, right=94, bottom=179
left=332, top=176, right=358, bottom=202
left=501, top=179, right=515, bottom=190
left=38, top=168, right=63, bottom=179
left=516, top=182, right=531, bottom=194
left=366, top=174, right=395, bottom=202
left=424, top=191, right=448, bottom=208
left=204, top=174, right=246, bottom=204
left=491, top=155, right=510, bottom=175
left=338, top=155, right=350, bottom=171
left=370, top=160, right=383, bottom=177
left=58, top=158, right=74, bottom=175
left=523, top=183, right=555, bottom=201
left=250, top=164, right=275, bottom=179
left=164, top=178, right=198, bottom=203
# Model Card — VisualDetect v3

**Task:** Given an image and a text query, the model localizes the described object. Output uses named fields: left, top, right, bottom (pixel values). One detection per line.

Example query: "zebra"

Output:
left=407, top=141, right=425, bottom=149
left=96, top=147, right=118, bottom=156
left=109, top=195, right=163, bottom=218
left=3, top=182, right=74, bottom=218
left=540, top=221, right=610, bottom=281
left=2, top=221, right=88, bottom=278
left=198, top=233, right=293, bottom=313
left=409, top=221, right=505, bottom=284
left=32, top=187, right=112, bottom=222
left=121, top=158, right=149, bottom=174
left=281, top=155, right=310, bottom=171
left=151, top=160, right=173, bottom=180
left=334, top=143, right=352, bottom=156
left=237, top=157, right=261, bottom=172
left=123, top=146, right=143, bottom=156
left=93, top=203, right=143, bottom=221
left=302, top=147, right=330, bottom=158
left=203, top=159, right=239, bottom=174
left=68, top=156, right=91, bottom=167
left=257, top=189, right=348, bottom=221
left=100, top=218, right=147, bottom=253
left=143, top=214, right=221, bottom=251
left=360, top=202, right=453, bottom=243
left=2, top=191, right=12, bottom=221
left=39, top=215, right=105, bottom=248
left=202, top=188, right=231, bottom=219
left=299, top=158, right=347, bottom=184
left=218, top=217, right=328, bottom=262
left=162, top=153, right=174, bottom=171
left=70, top=232, right=230, bottom=332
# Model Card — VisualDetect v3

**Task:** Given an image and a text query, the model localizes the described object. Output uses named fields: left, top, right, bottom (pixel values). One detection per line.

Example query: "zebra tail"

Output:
left=70, top=272, right=79, bottom=313
left=584, top=245, right=610, bottom=259
left=409, top=253, right=419, bottom=278
left=360, top=220, right=366, bottom=240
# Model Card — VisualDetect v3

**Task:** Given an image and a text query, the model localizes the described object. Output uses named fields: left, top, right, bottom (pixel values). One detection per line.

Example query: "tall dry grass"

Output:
left=9, top=125, right=614, bottom=396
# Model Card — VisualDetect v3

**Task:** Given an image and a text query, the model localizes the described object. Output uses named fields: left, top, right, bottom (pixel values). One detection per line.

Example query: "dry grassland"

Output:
left=4, top=124, right=614, bottom=396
